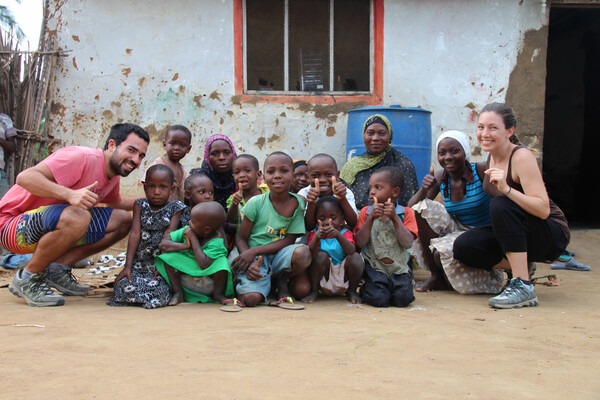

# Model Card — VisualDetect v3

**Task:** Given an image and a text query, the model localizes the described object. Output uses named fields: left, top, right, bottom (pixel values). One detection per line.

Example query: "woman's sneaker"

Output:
left=45, top=263, right=91, bottom=296
left=488, top=277, right=538, bottom=309
left=9, top=271, right=65, bottom=307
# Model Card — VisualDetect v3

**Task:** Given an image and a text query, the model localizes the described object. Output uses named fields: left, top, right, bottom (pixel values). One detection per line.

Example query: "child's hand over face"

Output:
left=331, top=176, right=346, bottom=200
left=369, top=197, right=385, bottom=220
left=231, top=189, right=243, bottom=206
left=182, top=227, right=194, bottom=249
left=246, top=255, right=265, bottom=281
left=306, top=178, right=320, bottom=204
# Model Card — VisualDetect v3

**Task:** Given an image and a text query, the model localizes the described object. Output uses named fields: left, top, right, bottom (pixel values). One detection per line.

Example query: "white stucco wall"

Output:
left=384, top=0, right=547, bottom=159
left=46, top=0, right=547, bottom=195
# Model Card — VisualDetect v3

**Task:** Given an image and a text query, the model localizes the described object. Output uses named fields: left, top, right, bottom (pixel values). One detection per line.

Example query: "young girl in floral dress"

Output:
left=107, top=164, right=186, bottom=309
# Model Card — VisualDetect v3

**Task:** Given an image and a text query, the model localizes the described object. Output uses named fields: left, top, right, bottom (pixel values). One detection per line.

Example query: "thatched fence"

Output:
left=0, top=3, right=68, bottom=185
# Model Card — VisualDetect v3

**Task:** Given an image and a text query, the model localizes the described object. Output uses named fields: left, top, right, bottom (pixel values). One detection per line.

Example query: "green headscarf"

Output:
left=340, top=114, right=393, bottom=185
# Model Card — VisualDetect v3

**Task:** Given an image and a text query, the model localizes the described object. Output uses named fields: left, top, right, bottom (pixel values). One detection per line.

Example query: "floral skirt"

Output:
left=107, top=266, right=171, bottom=309
left=410, top=199, right=504, bottom=295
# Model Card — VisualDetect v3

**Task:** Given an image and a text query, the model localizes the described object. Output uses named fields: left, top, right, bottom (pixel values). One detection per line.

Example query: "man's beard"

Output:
left=109, top=152, right=135, bottom=177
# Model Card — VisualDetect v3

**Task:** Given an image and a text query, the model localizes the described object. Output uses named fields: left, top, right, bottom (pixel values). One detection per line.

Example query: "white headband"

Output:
left=436, top=130, right=470, bottom=161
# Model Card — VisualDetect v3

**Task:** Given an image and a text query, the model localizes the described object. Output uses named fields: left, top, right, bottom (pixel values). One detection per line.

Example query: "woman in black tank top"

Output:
left=453, top=103, right=569, bottom=309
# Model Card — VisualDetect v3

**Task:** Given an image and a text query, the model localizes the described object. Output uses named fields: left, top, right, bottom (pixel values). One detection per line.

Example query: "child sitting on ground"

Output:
left=354, top=166, right=418, bottom=307
left=291, top=159, right=309, bottom=193
left=226, top=154, right=269, bottom=228
left=144, top=125, right=192, bottom=202
left=231, top=152, right=311, bottom=308
left=299, top=153, right=358, bottom=230
left=155, top=202, right=234, bottom=306
left=108, top=164, right=186, bottom=309
left=301, top=196, right=364, bottom=304
left=179, top=171, right=215, bottom=228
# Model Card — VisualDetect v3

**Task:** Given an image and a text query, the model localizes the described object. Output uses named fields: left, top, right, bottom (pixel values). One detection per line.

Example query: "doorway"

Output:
left=543, top=6, right=600, bottom=227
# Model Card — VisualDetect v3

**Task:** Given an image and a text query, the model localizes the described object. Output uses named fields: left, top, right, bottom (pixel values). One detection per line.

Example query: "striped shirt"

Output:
left=440, top=163, right=490, bottom=227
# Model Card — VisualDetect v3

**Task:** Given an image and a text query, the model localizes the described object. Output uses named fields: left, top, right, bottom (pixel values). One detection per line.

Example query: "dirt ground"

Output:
left=0, top=229, right=598, bottom=399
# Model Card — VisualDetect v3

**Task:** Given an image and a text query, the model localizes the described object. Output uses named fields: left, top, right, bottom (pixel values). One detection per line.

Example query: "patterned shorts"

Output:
left=0, top=204, right=113, bottom=254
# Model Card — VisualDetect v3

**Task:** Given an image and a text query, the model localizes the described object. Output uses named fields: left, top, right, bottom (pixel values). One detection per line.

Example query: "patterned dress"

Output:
left=107, top=199, right=186, bottom=309
left=179, top=206, right=190, bottom=228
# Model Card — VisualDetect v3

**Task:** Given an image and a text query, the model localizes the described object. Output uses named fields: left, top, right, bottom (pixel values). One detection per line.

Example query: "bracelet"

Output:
left=504, top=187, right=512, bottom=196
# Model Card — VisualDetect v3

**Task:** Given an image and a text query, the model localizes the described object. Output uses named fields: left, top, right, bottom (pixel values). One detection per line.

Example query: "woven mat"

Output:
left=0, top=246, right=126, bottom=290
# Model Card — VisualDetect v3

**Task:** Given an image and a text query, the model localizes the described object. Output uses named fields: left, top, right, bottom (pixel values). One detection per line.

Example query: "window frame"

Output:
left=233, top=0, right=383, bottom=105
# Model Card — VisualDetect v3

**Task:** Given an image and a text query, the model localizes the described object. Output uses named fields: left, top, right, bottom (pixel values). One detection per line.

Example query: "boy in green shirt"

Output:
left=232, top=152, right=311, bottom=308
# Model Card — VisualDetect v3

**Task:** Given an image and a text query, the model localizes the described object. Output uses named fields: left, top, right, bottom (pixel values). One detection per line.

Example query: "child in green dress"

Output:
left=156, top=201, right=233, bottom=305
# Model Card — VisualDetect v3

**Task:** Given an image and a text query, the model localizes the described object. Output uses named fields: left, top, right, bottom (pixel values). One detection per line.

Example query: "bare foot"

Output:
left=415, top=276, right=450, bottom=292
left=168, top=291, right=183, bottom=306
left=213, top=294, right=227, bottom=304
left=301, top=291, right=319, bottom=303
left=346, top=290, right=362, bottom=304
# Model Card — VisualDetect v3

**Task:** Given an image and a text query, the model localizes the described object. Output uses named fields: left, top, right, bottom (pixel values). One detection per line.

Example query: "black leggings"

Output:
left=453, top=196, right=568, bottom=270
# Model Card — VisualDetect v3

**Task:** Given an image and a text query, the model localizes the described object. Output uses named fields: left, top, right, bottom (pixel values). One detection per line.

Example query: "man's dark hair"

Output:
left=104, top=123, right=150, bottom=149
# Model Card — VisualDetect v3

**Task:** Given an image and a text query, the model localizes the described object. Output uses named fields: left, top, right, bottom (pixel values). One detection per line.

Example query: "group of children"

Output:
left=107, top=126, right=417, bottom=311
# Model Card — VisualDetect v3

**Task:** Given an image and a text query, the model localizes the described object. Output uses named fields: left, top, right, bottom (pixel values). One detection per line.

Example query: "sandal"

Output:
left=220, top=298, right=245, bottom=312
left=271, top=296, right=304, bottom=310
left=531, top=274, right=561, bottom=286
left=551, top=258, right=591, bottom=271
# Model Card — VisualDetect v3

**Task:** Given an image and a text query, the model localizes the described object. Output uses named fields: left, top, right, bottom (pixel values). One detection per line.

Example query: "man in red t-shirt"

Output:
left=0, top=123, right=149, bottom=307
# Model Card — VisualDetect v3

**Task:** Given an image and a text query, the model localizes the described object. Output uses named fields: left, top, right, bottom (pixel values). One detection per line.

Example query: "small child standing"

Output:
left=354, top=166, right=418, bottom=307
left=291, top=159, right=308, bottom=193
left=108, top=165, right=186, bottom=309
left=227, top=154, right=268, bottom=227
left=232, top=152, right=311, bottom=308
left=155, top=202, right=234, bottom=306
left=302, top=196, right=364, bottom=304
left=145, top=125, right=192, bottom=202
left=299, top=154, right=358, bottom=230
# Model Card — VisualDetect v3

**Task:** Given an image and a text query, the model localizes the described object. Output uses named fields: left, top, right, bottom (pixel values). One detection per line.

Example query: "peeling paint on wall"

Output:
left=45, top=0, right=551, bottom=196
left=506, top=26, right=549, bottom=163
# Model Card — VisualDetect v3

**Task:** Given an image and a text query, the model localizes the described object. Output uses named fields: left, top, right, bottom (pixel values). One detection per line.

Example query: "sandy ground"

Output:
left=1, top=229, right=598, bottom=400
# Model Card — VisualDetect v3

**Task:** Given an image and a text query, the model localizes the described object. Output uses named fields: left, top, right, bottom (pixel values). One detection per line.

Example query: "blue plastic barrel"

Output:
left=346, top=105, right=432, bottom=184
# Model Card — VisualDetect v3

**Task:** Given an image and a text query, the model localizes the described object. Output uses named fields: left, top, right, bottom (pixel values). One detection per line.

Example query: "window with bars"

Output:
left=244, top=0, right=371, bottom=94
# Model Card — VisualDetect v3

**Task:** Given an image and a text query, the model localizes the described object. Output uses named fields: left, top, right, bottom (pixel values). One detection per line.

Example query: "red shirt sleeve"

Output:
left=353, top=206, right=369, bottom=235
left=402, top=207, right=418, bottom=239
left=342, top=229, right=355, bottom=244
left=308, top=230, right=316, bottom=245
